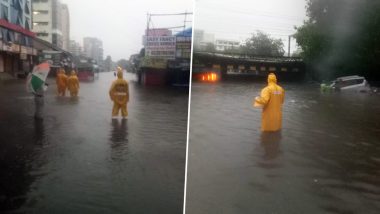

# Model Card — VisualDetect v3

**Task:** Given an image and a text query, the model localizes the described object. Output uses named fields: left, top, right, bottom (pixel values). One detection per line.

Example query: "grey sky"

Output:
left=194, top=0, right=307, bottom=54
left=61, top=0, right=193, bottom=61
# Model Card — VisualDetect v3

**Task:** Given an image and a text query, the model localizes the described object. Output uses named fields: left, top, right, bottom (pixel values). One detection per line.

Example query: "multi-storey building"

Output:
left=69, top=40, right=82, bottom=56
left=194, top=29, right=215, bottom=51
left=61, top=4, right=69, bottom=51
left=83, top=37, right=103, bottom=67
left=0, top=0, right=37, bottom=78
left=32, top=0, right=64, bottom=48
left=215, top=39, right=240, bottom=52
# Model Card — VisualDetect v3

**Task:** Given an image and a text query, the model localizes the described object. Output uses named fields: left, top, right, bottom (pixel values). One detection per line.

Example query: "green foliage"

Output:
left=117, top=59, right=129, bottom=70
left=241, top=31, right=285, bottom=57
left=295, top=0, right=380, bottom=81
left=104, top=55, right=113, bottom=72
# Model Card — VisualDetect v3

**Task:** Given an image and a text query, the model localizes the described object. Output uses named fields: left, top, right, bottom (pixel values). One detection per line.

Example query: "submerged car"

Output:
left=329, top=75, right=371, bottom=92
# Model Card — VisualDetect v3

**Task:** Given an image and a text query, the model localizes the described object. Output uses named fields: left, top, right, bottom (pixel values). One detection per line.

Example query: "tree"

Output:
left=294, top=0, right=380, bottom=81
left=241, top=31, right=285, bottom=57
left=104, top=55, right=113, bottom=72
left=117, top=59, right=129, bottom=70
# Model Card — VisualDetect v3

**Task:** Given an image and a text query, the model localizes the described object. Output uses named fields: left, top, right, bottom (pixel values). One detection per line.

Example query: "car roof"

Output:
left=336, top=75, right=365, bottom=81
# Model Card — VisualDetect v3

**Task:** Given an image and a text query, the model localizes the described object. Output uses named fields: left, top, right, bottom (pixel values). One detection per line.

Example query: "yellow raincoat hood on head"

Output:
left=117, top=70, right=123, bottom=79
left=268, top=73, right=277, bottom=84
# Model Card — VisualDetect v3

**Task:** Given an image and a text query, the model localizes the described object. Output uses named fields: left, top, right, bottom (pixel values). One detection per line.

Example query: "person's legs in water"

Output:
left=34, top=95, right=44, bottom=120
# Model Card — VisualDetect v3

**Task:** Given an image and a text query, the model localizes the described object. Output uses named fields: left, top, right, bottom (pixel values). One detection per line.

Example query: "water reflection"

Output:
left=110, top=119, right=128, bottom=143
left=260, top=131, right=281, bottom=160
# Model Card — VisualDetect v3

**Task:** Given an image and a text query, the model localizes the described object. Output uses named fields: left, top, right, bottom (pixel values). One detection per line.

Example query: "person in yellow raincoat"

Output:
left=254, top=73, right=285, bottom=132
left=67, top=70, right=80, bottom=97
left=56, top=68, right=68, bottom=96
left=109, top=67, right=129, bottom=118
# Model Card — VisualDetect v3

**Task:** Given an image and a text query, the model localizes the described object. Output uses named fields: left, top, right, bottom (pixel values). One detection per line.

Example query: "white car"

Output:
left=330, top=75, right=371, bottom=92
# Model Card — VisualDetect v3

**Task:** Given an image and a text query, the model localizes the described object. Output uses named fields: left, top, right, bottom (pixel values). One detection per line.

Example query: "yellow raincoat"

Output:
left=109, top=69, right=129, bottom=117
left=254, top=73, right=285, bottom=132
left=56, top=69, right=68, bottom=96
left=67, top=70, right=80, bottom=97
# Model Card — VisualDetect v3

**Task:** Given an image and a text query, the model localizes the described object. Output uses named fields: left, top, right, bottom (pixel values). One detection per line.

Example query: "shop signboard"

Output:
left=20, top=46, right=27, bottom=54
left=140, top=57, right=168, bottom=69
left=26, top=47, right=33, bottom=55
left=41, top=51, right=62, bottom=67
left=20, top=53, right=27, bottom=60
left=175, top=36, right=191, bottom=59
left=145, top=29, right=172, bottom=36
left=144, top=36, right=176, bottom=59
left=3, top=44, right=12, bottom=52
left=11, top=44, right=20, bottom=53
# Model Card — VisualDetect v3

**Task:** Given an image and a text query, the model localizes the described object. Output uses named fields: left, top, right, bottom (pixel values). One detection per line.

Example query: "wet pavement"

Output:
left=0, top=72, right=188, bottom=213
left=186, top=81, right=380, bottom=214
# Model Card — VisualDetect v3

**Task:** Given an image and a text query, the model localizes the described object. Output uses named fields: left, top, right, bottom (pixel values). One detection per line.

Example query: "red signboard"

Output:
left=0, top=19, right=35, bottom=37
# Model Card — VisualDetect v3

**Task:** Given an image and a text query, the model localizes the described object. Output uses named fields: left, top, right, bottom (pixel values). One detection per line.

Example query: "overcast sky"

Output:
left=61, top=0, right=193, bottom=61
left=194, top=0, right=307, bottom=54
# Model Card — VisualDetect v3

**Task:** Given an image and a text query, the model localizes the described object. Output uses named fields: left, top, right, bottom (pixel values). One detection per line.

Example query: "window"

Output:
left=1, top=5, right=9, bottom=21
left=33, top=22, right=49, bottom=26
left=25, top=18, right=30, bottom=30
left=25, top=1, right=31, bottom=14
left=33, top=10, right=48, bottom=15
left=36, top=32, right=49, bottom=37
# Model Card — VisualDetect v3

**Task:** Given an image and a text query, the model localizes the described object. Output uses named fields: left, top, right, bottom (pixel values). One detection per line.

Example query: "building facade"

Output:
left=215, top=39, right=240, bottom=52
left=83, top=37, right=103, bottom=68
left=32, top=0, right=64, bottom=48
left=60, top=3, right=69, bottom=51
left=69, top=40, right=82, bottom=56
left=193, top=29, right=215, bottom=51
left=0, top=0, right=37, bottom=78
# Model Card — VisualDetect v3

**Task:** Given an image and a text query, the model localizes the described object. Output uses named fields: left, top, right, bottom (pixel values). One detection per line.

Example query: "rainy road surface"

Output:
left=0, top=72, right=188, bottom=213
left=186, top=81, right=380, bottom=214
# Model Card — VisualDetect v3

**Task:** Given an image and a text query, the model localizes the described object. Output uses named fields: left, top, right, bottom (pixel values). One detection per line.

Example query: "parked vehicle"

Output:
left=329, top=75, right=371, bottom=92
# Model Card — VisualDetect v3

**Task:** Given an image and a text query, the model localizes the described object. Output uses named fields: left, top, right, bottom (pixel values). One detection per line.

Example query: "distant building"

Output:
left=83, top=37, right=103, bottom=68
left=215, top=39, right=240, bottom=52
left=194, top=29, right=215, bottom=51
left=69, top=40, right=82, bottom=56
left=32, top=0, right=64, bottom=48
left=0, top=0, right=36, bottom=78
left=61, top=4, right=69, bottom=51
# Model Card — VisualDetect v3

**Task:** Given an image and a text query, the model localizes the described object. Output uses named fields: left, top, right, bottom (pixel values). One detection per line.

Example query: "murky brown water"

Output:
left=186, top=81, right=380, bottom=214
left=0, top=72, right=188, bottom=213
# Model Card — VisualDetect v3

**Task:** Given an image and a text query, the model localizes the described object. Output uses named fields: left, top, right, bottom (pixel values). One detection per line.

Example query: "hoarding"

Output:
left=175, top=36, right=191, bottom=59
left=144, top=36, right=176, bottom=58
left=145, top=28, right=172, bottom=36
left=140, top=57, right=168, bottom=69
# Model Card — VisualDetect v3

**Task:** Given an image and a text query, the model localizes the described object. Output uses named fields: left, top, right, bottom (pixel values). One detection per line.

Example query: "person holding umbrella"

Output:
left=26, top=62, right=51, bottom=120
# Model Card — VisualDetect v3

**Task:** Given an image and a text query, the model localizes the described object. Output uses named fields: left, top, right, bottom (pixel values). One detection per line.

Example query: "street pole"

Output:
left=288, top=35, right=291, bottom=57
left=183, top=11, right=187, bottom=36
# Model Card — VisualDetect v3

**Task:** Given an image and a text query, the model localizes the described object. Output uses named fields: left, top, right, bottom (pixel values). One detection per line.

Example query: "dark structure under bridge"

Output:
left=192, top=52, right=306, bottom=81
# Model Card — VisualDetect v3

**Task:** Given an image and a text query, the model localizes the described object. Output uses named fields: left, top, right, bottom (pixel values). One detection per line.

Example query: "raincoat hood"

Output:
left=268, top=73, right=277, bottom=84
left=70, top=70, right=76, bottom=76
left=117, top=70, right=123, bottom=79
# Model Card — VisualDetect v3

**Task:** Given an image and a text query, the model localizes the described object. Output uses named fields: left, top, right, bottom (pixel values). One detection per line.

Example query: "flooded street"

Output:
left=0, top=72, right=188, bottom=213
left=186, top=81, right=380, bottom=214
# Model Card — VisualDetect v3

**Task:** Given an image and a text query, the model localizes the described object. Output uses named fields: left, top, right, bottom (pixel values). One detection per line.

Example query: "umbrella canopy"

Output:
left=26, top=62, right=51, bottom=93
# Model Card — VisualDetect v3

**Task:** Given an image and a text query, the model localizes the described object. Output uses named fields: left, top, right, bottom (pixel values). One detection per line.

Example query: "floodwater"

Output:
left=0, top=72, right=188, bottom=213
left=186, top=81, right=380, bottom=214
